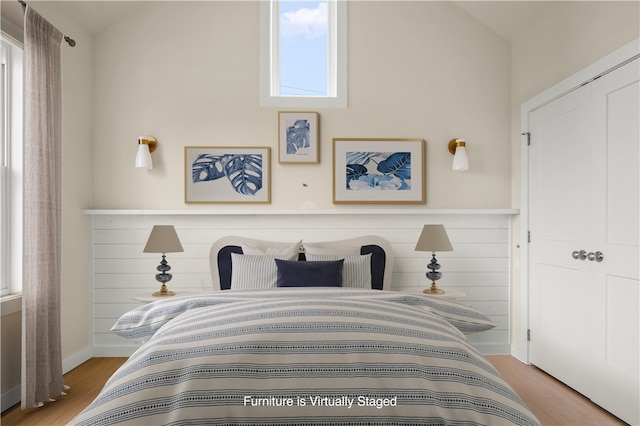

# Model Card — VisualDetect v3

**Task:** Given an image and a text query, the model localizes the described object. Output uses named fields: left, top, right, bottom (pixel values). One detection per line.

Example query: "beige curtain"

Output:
left=21, top=5, right=65, bottom=409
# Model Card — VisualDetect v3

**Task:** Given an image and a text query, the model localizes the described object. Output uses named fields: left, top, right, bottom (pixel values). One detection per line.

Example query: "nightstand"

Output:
left=132, top=291, right=199, bottom=303
left=404, top=288, right=466, bottom=300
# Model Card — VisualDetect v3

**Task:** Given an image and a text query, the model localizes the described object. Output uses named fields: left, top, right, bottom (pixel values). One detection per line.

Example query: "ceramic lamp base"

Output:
left=423, top=253, right=445, bottom=294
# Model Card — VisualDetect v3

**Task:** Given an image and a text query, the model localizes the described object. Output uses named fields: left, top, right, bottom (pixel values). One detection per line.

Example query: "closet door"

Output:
left=586, top=57, right=639, bottom=424
left=528, top=82, right=596, bottom=395
left=528, top=57, right=639, bottom=425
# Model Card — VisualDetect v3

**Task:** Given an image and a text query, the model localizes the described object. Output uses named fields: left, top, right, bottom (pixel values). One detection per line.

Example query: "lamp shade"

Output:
left=143, top=225, right=184, bottom=254
left=414, top=224, right=453, bottom=252
left=452, top=139, right=469, bottom=171
left=135, top=143, right=153, bottom=169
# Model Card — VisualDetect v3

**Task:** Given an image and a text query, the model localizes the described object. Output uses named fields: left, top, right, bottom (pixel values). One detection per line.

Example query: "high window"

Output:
left=1, top=33, right=23, bottom=296
left=260, top=0, right=346, bottom=108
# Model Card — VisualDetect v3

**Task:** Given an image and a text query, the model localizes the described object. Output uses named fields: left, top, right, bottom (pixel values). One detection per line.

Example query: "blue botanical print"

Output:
left=286, top=119, right=311, bottom=155
left=345, top=151, right=411, bottom=190
left=192, top=153, right=263, bottom=196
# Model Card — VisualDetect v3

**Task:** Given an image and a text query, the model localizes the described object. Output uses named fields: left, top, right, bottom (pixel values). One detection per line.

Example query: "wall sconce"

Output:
left=143, top=225, right=184, bottom=296
left=135, top=136, right=157, bottom=169
left=414, top=224, right=454, bottom=294
left=448, top=138, right=469, bottom=171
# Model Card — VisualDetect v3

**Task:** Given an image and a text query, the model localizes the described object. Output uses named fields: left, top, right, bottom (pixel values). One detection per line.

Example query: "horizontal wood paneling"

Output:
left=87, top=211, right=516, bottom=355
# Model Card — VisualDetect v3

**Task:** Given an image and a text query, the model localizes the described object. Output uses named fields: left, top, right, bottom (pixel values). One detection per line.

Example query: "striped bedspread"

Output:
left=70, top=289, right=539, bottom=425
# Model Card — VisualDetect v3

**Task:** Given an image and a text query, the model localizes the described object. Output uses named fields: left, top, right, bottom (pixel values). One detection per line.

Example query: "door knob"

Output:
left=587, top=251, right=605, bottom=262
left=572, top=250, right=587, bottom=260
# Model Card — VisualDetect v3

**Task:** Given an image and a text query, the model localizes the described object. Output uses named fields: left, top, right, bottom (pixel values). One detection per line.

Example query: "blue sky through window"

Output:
left=279, top=1, right=328, bottom=96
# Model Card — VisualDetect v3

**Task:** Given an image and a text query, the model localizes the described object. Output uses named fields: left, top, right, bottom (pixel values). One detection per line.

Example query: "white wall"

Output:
left=508, top=1, right=640, bottom=352
left=91, top=1, right=511, bottom=210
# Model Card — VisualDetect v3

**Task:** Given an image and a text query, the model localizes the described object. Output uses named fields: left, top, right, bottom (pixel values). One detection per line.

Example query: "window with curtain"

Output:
left=0, top=34, right=23, bottom=297
left=260, top=0, right=347, bottom=108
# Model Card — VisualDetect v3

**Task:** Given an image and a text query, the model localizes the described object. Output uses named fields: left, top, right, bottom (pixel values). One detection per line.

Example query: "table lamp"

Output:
left=414, top=224, right=453, bottom=294
left=143, top=225, right=184, bottom=296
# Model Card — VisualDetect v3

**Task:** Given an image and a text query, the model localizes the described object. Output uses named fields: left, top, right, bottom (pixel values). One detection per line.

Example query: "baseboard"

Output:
left=1, top=385, right=21, bottom=413
left=510, top=342, right=529, bottom=364
left=1, top=346, right=94, bottom=413
left=473, top=343, right=511, bottom=355
left=62, top=346, right=93, bottom=374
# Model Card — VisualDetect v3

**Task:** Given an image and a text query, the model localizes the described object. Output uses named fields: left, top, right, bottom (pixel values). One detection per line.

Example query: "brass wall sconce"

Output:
left=135, top=136, right=157, bottom=169
left=448, top=138, right=469, bottom=171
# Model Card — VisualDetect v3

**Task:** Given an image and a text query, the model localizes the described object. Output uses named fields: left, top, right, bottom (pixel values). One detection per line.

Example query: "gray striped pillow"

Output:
left=230, top=253, right=298, bottom=289
left=305, top=253, right=372, bottom=289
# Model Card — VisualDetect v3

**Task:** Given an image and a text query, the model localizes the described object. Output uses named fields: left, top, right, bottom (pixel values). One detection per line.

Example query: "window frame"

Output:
left=259, top=0, right=347, bottom=108
left=1, top=28, right=23, bottom=297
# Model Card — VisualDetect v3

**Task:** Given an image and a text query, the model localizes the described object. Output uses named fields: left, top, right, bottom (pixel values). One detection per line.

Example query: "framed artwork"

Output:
left=278, top=111, right=319, bottom=163
left=332, top=138, right=425, bottom=204
left=184, top=146, right=271, bottom=204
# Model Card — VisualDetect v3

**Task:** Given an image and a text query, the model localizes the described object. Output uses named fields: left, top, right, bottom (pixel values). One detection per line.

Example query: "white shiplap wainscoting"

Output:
left=84, top=209, right=518, bottom=356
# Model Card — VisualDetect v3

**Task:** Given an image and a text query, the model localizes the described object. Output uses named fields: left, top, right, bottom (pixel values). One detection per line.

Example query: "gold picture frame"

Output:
left=332, top=138, right=425, bottom=204
left=278, top=111, right=319, bottom=164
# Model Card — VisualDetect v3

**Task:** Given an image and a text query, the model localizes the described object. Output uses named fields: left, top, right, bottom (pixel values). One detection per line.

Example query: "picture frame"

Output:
left=278, top=111, right=319, bottom=163
left=184, top=146, right=271, bottom=204
left=332, top=138, right=425, bottom=204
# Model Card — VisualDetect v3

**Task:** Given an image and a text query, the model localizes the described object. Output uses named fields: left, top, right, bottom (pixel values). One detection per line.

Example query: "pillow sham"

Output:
left=275, top=259, right=344, bottom=287
left=241, top=240, right=301, bottom=257
left=305, top=253, right=372, bottom=289
left=412, top=296, right=496, bottom=334
left=303, top=244, right=360, bottom=257
left=230, top=253, right=297, bottom=290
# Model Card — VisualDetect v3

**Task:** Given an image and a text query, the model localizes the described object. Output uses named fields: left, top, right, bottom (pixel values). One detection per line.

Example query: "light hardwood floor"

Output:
left=1, top=355, right=628, bottom=425
left=488, top=355, right=627, bottom=426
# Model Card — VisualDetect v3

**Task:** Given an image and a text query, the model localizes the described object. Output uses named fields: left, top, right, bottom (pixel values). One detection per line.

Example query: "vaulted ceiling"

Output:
left=3, top=1, right=553, bottom=43
left=453, top=1, right=551, bottom=41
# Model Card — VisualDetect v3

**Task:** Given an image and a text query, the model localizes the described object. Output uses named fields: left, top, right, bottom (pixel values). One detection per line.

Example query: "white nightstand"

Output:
left=132, top=291, right=199, bottom=303
left=403, top=288, right=466, bottom=300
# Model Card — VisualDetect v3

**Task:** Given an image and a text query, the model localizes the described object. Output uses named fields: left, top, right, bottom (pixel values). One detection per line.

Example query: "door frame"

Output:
left=517, top=38, right=640, bottom=363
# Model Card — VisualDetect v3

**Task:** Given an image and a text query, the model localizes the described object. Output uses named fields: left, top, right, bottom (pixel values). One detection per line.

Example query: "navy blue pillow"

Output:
left=275, top=259, right=344, bottom=287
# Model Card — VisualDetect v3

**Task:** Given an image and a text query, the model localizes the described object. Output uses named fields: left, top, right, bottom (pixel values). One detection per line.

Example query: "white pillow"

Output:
left=231, top=253, right=298, bottom=289
left=305, top=253, right=372, bottom=289
left=303, top=244, right=360, bottom=256
left=241, top=240, right=301, bottom=257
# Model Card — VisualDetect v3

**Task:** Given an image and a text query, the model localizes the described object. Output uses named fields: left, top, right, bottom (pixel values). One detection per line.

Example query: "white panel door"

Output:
left=529, top=57, right=639, bottom=425
left=528, top=83, right=597, bottom=394
left=586, top=58, right=639, bottom=424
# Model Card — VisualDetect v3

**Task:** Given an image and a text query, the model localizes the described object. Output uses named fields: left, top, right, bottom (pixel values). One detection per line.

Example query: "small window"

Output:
left=1, top=32, right=23, bottom=296
left=260, top=0, right=346, bottom=108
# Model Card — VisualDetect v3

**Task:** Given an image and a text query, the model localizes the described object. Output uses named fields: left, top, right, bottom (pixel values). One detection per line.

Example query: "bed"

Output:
left=70, top=236, right=539, bottom=425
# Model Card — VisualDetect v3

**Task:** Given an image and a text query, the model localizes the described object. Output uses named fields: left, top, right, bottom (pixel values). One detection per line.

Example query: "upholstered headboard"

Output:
left=209, top=235, right=393, bottom=291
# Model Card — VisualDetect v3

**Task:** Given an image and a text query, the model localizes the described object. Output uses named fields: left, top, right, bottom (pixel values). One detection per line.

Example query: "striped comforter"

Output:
left=70, top=289, right=539, bottom=425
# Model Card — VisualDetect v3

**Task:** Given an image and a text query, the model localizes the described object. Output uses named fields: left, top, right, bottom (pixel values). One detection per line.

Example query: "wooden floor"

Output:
left=487, top=355, right=627, bottom=426
left=1, top=355, right=628, bottom=425
left=1, top=358, right=125, bottom=426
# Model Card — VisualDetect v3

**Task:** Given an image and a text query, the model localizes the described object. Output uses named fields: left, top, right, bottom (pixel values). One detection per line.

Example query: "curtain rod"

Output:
left=18, top=0, right=76, bottom=47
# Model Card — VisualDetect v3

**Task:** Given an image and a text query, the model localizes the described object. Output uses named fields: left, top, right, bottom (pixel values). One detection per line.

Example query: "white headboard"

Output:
left=209, top=235, right=394, bottom=291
